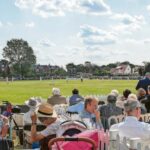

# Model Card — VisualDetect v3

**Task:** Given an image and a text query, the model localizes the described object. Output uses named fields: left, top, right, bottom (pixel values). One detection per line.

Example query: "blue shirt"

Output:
left=67, top=102, right=84, bottom=113
left=79, top=110, right=103, bottom=129
left=69, top=94, right=84, bottom=106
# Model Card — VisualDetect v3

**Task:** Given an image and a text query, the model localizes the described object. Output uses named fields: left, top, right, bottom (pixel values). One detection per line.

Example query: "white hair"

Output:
left=127, top=93, right=137, bottom=100
left=52, top=88, right=60, bottom=95
left=110, top=89, right=119, bottom=97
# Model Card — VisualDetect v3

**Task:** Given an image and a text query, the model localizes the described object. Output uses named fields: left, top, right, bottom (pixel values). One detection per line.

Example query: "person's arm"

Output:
left=136, top=80, right=141, bottom=90
left=31, top=113, right=45, bottom=142
left=0, top=115, right=9, bottom=138
left=1, top=125, right=9, bottom=138
left=93, top=110, right=103, bottom=129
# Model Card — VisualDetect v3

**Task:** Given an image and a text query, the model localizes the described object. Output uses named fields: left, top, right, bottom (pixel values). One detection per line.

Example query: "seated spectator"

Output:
left=116, top=89, right=131, bottom=109
left=110, top=99, right=150, bottom=140
left=79, top=97, right=103, bottom=129
left=98, top=100, right=105, bottom=106
left=0, top=115, right=9, bottom=138
left=69, top=89, right=84, bottom=106
left=128, top=93, right=147, bottom=114
left=47, top=88, right=66, bottom=106
left=110, top=89, right=119, bottom=98
left=23, top=97, right=41, bottom=124
left=30, top=103, right=61, bottom=143
left=99, top=94, right=123, bottom=130
left=128, top=93, right=138, bottom=100
left=2, top=102, right=12, bottom=117
left=67, top=100, right=84, bottom=114
left=122, top=89, right=132, bottom=100
left=137, top=88, right=146, bottom=102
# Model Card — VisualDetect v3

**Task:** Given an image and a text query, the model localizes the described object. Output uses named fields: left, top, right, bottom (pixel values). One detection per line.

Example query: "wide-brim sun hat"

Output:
left=37, top=103, right=57, bottom=118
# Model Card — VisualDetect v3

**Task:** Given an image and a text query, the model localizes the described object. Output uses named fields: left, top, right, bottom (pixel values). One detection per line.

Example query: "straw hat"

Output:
left=37, top=103, right=57, bottom=118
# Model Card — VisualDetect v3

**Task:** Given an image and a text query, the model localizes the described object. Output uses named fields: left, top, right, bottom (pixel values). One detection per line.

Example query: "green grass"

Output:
left=0, top=79, right=138, bottom=104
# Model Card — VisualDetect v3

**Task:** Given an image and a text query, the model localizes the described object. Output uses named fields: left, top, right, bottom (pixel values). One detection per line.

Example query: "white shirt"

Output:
left=110, top=116, right=150, bottom=140
left=23, top=110, right=40, bottom=124
left=40, top=119, right=61, bottom=137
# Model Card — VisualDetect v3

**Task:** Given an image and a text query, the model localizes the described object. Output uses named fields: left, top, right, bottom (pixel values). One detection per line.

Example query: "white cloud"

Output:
left=124, top=38, right=150, bottom=45
left=15, top=0, right=34, bottom=9
left=78, top=24, right=117, bottom=46
left=147, top=5, right=150, bottom=12
left=7, top=22, right=13, bottom=27
left=112, top=13, right=145, bottom=25
left=38, top=39, right=56, bottom=47
left=75, top=0, right=111, bottom=15
left=111, top=13, right=145, bottom=33
left=0, top=21, right=3, bottom=27
left=15, top=0, right=111, bottom=18
left=33, top=45, right=56, bottom=65
left=144, top=39, right=150, bottom=44
left=62, top=46, right=129, bottom=65
left=25, top=22, right=35, bottom=28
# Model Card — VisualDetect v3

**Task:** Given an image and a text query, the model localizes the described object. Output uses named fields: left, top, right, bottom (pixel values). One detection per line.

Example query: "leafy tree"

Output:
left=2, top=39, right=36, bottom=78
left=53, top=67, right=67, bottom=76
left=0, top=59, right=10, bottom=77
left=138, top=67, right=144, bottom=76
left=144, top=62, right=150, bottom=74
left=66, top=63, right=77, bottom=76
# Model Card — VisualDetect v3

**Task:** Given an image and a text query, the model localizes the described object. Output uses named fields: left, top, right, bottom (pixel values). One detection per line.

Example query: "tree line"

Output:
left=0, top=38, right=149, bottom=79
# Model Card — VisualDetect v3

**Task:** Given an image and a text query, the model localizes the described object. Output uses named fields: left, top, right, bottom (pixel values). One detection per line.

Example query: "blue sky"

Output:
left=0, top=0, right=150, bottom=66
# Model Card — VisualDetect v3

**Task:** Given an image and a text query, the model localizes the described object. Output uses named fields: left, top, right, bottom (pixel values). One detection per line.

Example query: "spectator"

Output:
left=128, top=93, right=138, bottom=100
left=67, top=100, right=84, bottom=114
left=116, top=89, right=131, bottom=109
left=110, top=89, right=119, bottom=98
left=98, top=100, right=105, bottom=106
left=79, top=97, right=103, bottom=129
left=23, top=97, right=41, bottom=124
left=99, top=94, right=123, bottom=129
left=136, top=72, right=150, bottom=94
left=47, top=88, right=66, bottom=106
left=110, top=99, right=150, bottom=140
left=128, top=93, right=147, bottom=114
left=123, top=89, right=132, bottom=100
left=69, top=89, right=84, bottom=106
left=30, top=103, right=61, bottom=142
left=137, top=88, right=146, bottom=102
left=2, top=102, right=12, bottom=117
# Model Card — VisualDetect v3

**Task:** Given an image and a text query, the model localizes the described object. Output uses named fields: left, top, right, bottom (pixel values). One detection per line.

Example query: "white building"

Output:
left=111, top=65, right=132, bottom=75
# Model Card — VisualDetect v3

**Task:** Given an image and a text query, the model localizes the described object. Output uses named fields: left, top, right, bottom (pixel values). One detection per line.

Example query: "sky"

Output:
left=0, top=0, right=150, bottom=67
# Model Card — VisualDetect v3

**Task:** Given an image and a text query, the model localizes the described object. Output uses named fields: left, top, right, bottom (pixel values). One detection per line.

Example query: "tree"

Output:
left=66, top=63, right=77, bottom=76
left=144, top=62, right=150, bottom=74
left=2, top=39, right=36, bottom=78
left=0, top=59, right=10, bottom=77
